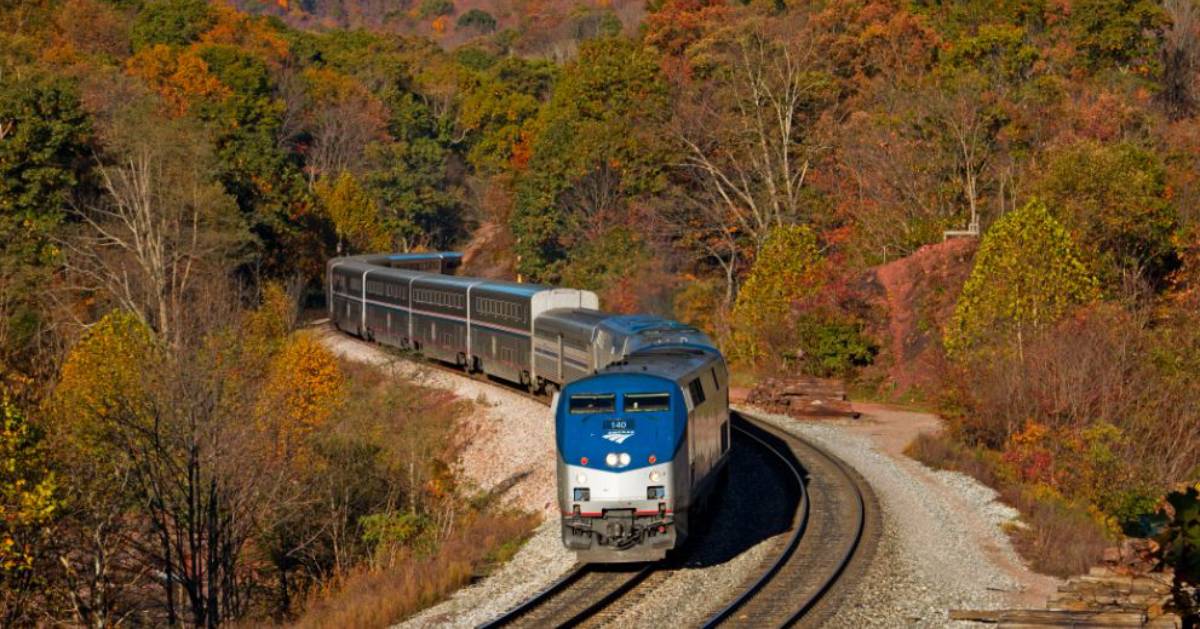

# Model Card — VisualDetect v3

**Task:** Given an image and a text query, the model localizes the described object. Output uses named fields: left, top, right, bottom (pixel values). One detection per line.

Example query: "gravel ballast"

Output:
left=319, top=326, right=1057, bottom=627
left=747, top=406, right=1060, bottom=627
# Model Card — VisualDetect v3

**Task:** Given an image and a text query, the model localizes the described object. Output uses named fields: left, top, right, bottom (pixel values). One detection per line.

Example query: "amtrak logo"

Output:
left=602, top=432, right=634, bottom=444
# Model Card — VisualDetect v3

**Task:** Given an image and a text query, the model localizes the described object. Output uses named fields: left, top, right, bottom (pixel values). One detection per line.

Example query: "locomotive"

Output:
left=326, top=253, right=731, bottom=562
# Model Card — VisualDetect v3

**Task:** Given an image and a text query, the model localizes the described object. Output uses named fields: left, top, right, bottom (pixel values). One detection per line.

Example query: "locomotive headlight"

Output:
left=605, top=452, right=619, bottom=467
left=618, top=452, right=631, bottom=467
left=649, top=470, right=662, bottom=482
left=575, top=472, right=587, bottom=484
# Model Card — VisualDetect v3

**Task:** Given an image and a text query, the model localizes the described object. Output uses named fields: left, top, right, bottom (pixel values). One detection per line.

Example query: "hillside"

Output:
left=3, top=0, right=1200, bottom=625
left=231, top=0, right=646, bottom=52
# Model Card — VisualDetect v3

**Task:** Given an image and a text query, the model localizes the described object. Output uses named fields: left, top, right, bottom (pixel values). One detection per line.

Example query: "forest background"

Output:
left=3, top=0, right=1200, bottom=624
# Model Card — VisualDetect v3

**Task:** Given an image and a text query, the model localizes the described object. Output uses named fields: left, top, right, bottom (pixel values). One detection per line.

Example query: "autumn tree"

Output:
left=316, top=171, right=390, bottom=253
left=53, top=305, right=296, bottom=626
left=63, top=95, right=246, bottom=347
left=730, top=224, right=824, bottom=363
left=673, top=16, right=836, bottom=298
left=945, top=200, right=1099, bottom=358
left=300, top=66, right=389, bottom=184
left=0, top=398, right=58, bottom=625
left=256, top=333, right=345, bottom=464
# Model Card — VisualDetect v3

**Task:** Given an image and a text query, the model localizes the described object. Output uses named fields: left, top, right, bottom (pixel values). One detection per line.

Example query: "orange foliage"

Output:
left=126, top=44, right=231, bottom=117
left=509, top=129, right=534, bottom=171
left=431, top=15, right=448, bottom=34
left=810, top=0, right=939, bottom=92
left=644, top=0, right=731, bottom=58
left=199, top=4, right=289, bottom=64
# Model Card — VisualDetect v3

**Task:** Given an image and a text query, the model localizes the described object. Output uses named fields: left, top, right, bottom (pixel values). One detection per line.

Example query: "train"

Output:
left=326, top=252, right=730, bottom=562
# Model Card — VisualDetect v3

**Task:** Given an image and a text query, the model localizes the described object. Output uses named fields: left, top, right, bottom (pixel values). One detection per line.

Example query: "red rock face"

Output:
left=866, top=238, right=978, bottom=396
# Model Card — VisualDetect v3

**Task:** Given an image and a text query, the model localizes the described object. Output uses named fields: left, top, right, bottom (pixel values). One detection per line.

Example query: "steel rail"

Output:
left=703, top=413, right=868, bottom=628
left=475, top=563, right=588, bottom=628
left=702, top=419, right=811, bottom=627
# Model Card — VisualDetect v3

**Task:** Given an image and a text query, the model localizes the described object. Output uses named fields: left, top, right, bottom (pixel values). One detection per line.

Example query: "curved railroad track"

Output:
left=321, top=323, right=878, bottom=628
left=703, top=413, right=879, bottom=627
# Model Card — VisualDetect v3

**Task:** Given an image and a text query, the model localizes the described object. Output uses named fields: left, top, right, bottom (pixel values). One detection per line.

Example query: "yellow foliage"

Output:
left=257, top=333, right=346, bottom=463
left=315, top=171, right=391, bottom=253
left=0, top=398, right=59, bottom=576
left=244, top=282, right=295, bottom=361
left=731, top=225, right=824, bottom=363
left=55, top=311, right=157, bottom=445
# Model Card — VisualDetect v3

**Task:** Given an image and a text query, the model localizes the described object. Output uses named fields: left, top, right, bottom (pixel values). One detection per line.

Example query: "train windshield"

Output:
left=623, top=393, right=670, bottom=413
left=569, top=394, right=615, bottom=414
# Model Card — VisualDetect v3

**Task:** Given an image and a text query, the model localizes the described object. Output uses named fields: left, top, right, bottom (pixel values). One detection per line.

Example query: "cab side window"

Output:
left=688, top=378, right=705, bottom=405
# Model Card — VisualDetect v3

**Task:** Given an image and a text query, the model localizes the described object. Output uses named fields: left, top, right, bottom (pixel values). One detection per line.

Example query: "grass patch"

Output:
left=293, top=512, right=538, bottom=628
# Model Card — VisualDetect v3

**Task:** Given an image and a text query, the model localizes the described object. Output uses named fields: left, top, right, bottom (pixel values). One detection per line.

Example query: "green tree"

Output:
left=1068, top=0, right=1167, bottom=72
left=512, top=36, right=673, bottom=281
left=731, top=224, right=824, bottom=363
left=130, top=0, right=216, bottom=50
left=0, top=74, right=92, bottom=368
left=1033, top=141, right=1178, bottom=286
left=419, top=0, right=455, bottom=18
left=457, top=9, right=497, bottom=33
left=946, top=200, right=1099, bottom=357
left=366, top=139, right=464, bottom=250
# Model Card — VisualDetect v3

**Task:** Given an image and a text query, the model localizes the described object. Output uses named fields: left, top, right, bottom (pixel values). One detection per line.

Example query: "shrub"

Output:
left=418, top=0, right=454, bottom=19
left=790, top=315, right=878, bottom=378
left=1007, top=491, right=1112, bottom=577
left=907, top=431, right=1112, bottom=577
left=456, top=9, right=497, bottom=32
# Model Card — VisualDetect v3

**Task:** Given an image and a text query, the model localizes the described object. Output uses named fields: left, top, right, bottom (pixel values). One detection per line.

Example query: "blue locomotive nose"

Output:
left=556, top=374, right=684, bottom=471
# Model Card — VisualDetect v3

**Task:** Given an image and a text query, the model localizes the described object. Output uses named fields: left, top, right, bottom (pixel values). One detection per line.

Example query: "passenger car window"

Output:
left=569, top=394, right=615, bottom=414
left=623, top=393, right=670, bottom=412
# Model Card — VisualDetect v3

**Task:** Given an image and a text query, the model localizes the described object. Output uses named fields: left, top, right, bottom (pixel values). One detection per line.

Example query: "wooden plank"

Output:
left=951, top=609, right=1147, bottom=626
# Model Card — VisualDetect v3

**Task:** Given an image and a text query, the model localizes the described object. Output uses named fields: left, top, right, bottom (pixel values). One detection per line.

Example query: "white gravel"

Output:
left=745, top=406, right=1058, bottom=627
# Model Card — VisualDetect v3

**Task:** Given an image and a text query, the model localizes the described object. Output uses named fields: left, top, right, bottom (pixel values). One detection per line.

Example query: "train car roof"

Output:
left=537, top=308, right=613, bottom=326
left=593, top=345, right=723, bottom=384
left=599, top=314, right=699, bottom=337
left=472, top=278, right=552, bottom=298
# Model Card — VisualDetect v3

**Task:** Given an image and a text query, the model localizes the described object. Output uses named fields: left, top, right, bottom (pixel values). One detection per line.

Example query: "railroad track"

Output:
left=319, top=323, right=878, bottom=628
left=703, top=413, right=878, bottom=627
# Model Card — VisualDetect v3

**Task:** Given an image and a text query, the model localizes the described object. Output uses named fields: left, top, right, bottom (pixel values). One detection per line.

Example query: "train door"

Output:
left=557, top=333, right=564, bottom=381
left=593, top=329, right=610, bottom=370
